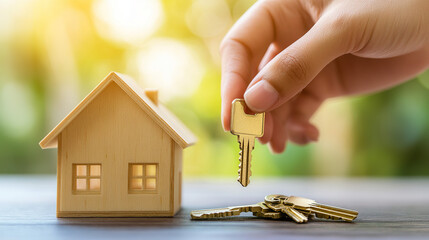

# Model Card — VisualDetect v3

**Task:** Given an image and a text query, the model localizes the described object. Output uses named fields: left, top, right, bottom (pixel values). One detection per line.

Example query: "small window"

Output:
left=73, top=164, right=101, bottom=194
left=129, top=163, right=158, bottom=193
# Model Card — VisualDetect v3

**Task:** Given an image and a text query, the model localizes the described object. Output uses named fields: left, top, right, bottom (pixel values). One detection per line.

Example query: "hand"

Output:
left=220, top=0, right=429, bottom=153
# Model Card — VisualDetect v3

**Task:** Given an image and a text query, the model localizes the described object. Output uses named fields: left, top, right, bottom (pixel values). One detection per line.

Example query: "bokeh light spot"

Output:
left=93, top=0, right=164, bottom=44
left=186, top=0, right=232, bottom=38
left=137, top=38, right=205, bottom=101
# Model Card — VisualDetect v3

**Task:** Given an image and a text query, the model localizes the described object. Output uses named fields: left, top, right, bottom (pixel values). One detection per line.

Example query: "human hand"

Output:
left=220, top=0, right=429, bottom=153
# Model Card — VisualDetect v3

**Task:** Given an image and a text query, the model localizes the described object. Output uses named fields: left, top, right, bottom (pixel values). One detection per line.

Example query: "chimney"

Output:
left=144, top=89, right=158, bottom=105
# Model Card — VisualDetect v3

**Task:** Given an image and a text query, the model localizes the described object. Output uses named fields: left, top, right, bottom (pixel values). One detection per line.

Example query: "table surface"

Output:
left=1, top=176, right=429, bottom=239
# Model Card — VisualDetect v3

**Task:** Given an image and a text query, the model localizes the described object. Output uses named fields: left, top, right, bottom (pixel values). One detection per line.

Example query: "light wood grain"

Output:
left=173, top=143, right=183, bottom=214
left=144, top=89, right=158, bottom=105
left=39, top=72, right=197, bottom=217
left=59, top=82, right=172, bottom=215
left=56, top=133, right=62, bottom=217
left=40, top=71, right=197, bottom=149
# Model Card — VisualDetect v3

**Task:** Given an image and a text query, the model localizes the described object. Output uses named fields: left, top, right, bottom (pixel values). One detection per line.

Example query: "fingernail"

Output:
left=244, top=80, right=279, bottom=112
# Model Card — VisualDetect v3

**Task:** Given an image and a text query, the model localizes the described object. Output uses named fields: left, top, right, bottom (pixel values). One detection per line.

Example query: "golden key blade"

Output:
left=191, top=202, right=267, bottom=219
left=264, top=201, right=308, bottom=223
left=230, top=99, right=265, bottom=187
left=285, top=196, right=358, bottom=222
left=237, top=135, right=255, bottom=187
left=253, top=211, right=284, bottom=220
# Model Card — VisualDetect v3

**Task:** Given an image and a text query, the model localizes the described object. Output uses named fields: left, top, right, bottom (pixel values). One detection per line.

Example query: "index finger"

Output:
left=220, top=1, right=275, bottom=131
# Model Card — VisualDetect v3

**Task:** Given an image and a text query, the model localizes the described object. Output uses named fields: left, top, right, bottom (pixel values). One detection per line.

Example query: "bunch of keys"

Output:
left=191, top=194, right=358, bottom=223
left=264, top=194, right=359, bottom=223
left=230, top=99, right=265, bottom=187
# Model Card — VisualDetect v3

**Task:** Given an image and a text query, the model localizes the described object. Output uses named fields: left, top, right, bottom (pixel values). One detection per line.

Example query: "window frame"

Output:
left=72, top=164, right=102, bottom=195
left=128, top=163, right=159, bottom=194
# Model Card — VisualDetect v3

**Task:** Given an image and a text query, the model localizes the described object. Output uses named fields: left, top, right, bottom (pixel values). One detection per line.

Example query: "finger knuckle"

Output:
left=277, top=53, right=308, bottom=84
left=329, top=13, right=352, bottom=30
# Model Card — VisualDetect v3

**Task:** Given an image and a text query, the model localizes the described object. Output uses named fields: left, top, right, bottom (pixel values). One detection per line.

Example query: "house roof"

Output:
left=39, top=72, right=197, bottom=149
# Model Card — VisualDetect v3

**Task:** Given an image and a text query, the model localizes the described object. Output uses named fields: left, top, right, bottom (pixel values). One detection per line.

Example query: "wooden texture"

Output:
left=144, top=89, right=158, bottom=105
left=39, top=72, right=196, bottom=149
left=2, top=176, right=429, bottom=239
left=39, top=72, right=196, bottom=217
left=58, top=82, right=172, bottom=214
left=56, top=133, right=62, bottom=215
left=173, top=143, right=183, bottom=214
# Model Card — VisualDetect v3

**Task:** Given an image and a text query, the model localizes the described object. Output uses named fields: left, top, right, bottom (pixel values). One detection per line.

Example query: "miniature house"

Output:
left=40, top=72, right=196, bottom=217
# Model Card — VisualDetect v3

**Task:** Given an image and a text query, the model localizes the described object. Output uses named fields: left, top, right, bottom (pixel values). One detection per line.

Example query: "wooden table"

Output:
left=1, top=176, right=429, bottom=239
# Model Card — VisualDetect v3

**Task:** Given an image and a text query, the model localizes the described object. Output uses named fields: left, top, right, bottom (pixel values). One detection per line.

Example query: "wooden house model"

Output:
left=40, top=72, right=196, bottom=217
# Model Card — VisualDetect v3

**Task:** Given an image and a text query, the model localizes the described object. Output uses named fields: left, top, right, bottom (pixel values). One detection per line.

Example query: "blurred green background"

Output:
left=0, top=0, right=428, bottom=177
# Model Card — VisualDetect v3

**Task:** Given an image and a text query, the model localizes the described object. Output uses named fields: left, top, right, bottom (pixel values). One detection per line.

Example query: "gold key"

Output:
left=253, top=211, right=283, bottom=220
left=265, top=194, right=359, bottom=222
left=264, top=200, right=309, bottom=223
left=230, top=99, right=265, bottom=187
left=253, top=211, right=284, bottom=220
left=190, top=202, right=269, bottom=219
left=253, top=202, right=286, bottom=220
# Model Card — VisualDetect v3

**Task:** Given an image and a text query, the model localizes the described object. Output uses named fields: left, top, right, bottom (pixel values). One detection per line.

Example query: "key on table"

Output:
left=264, top=200, right=309, bottom=223
left=230, top=99, right=265, bottom=187
left=190, top=202, right=270, bottom=219
left=253, top=202, right=287, bottom=220
left=265, top=194, right=359, bottom=222
left=253, top=209, right=285, bottom=220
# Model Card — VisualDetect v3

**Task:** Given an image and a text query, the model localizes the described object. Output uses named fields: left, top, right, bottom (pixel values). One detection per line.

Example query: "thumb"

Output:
left=244, top=18, right=349, bottom=112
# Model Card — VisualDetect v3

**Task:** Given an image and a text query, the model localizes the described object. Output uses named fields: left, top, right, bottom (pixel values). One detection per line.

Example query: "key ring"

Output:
left=265, top=194, right=290, bottom=204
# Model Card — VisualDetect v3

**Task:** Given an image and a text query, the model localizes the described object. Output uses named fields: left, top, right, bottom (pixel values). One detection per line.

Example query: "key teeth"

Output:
left=238, top=150, right=243, bottom=181
left=237, top=150, right=253, bottom=187
left=237, top=137, right=253, bottom=187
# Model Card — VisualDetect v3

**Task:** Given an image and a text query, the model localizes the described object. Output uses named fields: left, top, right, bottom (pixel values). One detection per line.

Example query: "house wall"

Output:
left=58, top=82, right=173, bottom=215
left=173, top=143, right=182, bottom=214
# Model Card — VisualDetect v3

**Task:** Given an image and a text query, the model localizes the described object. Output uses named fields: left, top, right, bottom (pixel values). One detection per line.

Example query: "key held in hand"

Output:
left=230, top=99, right=265, bottom=137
